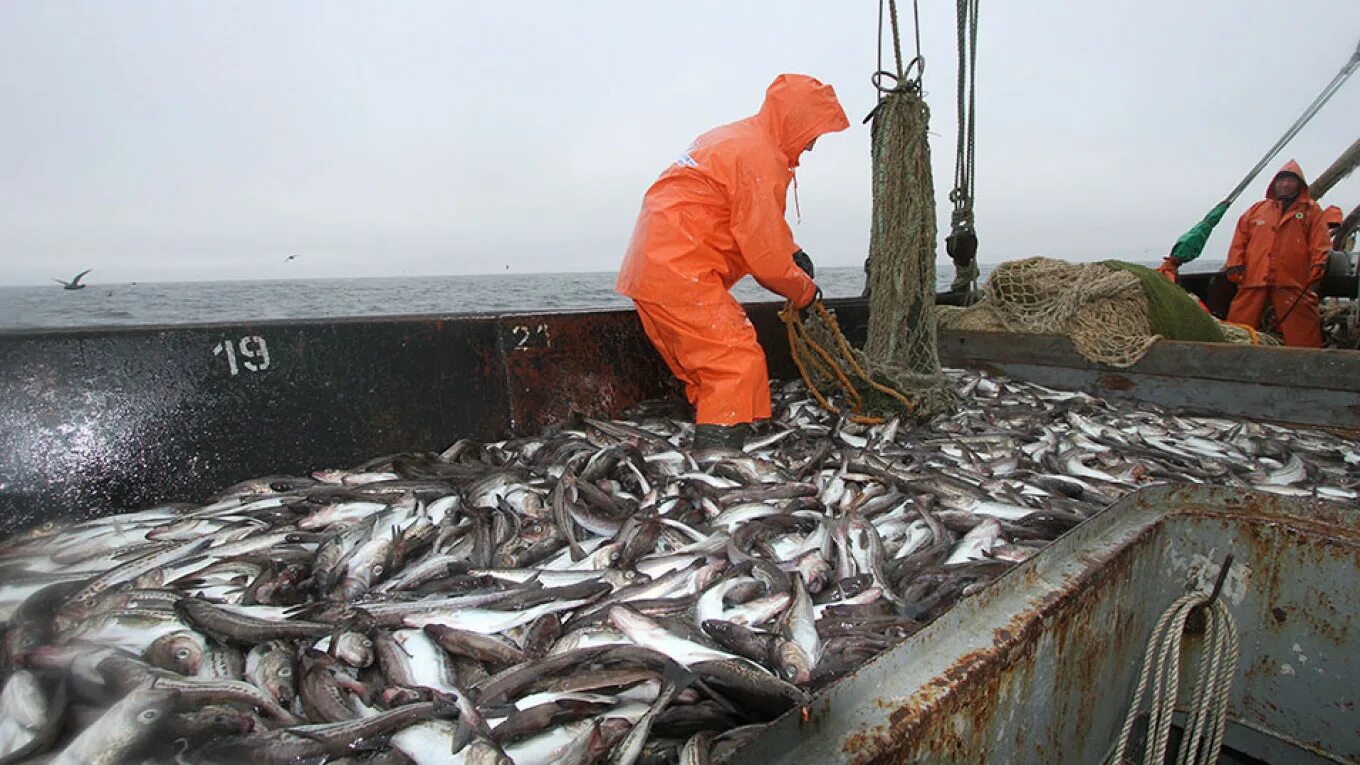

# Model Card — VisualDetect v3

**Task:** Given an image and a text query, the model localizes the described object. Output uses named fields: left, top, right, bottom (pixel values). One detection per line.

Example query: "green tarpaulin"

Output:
left=1168, top=202, right=1230, bottom=265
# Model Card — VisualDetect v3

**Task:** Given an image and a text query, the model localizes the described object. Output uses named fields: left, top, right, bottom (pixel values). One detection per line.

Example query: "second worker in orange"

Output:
left=1224, top=160, right=1332, bottom=347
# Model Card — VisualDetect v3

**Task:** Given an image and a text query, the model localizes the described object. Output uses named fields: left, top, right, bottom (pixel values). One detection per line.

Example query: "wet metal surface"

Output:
left=0, top=302, right=834, bottom=533
left=1, top=298, right=1354, bottom=532
left=0, top=316, right=510, bottom=535
left=725, top=485, right=1360, bottom=765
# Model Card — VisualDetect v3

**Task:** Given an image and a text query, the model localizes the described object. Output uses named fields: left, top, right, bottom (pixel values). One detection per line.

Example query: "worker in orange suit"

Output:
left=1223, top=160, right=1331, bottom=347
left=1323, top=205, right=1344, bottom=233
left=1322, top=204, right=1344, bottom=247
left=616, top=74, right=850, bottom=450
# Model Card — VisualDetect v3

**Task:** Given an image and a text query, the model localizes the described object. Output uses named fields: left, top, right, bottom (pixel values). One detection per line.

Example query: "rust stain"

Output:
left=1097, top=374, right=1136, bottom=391
left=841, top=523, right=1155, bottom=765
left=501, top=313, right=679, bottom=434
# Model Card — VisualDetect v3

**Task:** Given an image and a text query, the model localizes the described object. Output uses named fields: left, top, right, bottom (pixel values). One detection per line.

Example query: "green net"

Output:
left=1102, top=261, right=1226, bottom=343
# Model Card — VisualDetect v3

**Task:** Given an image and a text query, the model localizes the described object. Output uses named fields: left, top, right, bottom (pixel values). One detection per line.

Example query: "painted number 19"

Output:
left=212, top=335, right=271, bottom=376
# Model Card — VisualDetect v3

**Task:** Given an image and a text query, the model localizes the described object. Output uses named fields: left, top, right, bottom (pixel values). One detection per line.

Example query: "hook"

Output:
left=1206, top=554, right=1234, bottom=604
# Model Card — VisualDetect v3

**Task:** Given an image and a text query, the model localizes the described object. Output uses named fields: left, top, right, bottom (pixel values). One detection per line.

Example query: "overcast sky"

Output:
left=0, top=2, right=1356, bottom=286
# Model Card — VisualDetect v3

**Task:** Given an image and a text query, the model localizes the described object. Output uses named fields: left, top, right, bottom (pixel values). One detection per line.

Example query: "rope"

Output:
left=780, top=300, right=916, bottom=425
left=951, top=0, right=978, bottom=215
left=1221, top=38, right=1360, bottom=207
left=1219, top=321, right=1262, bottom=345
left=874, top=0, right=923, bottom=96
left=1108, top=591, right=1240, bottom=765
left=947, top=0, right=981, bottom=293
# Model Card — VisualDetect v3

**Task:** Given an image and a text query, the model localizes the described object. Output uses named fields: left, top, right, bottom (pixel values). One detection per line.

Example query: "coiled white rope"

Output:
left=1109, top=590, right=1241, bottom=765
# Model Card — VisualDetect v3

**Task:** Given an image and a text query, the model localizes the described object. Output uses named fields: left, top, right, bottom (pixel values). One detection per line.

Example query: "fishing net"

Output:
left=1321, top=301, right=1359, bottom=349
left=857, top=87, right=954, bottom=417
left=782, top=86, right=953, bottom=422
left=936, top=257, right=1238, bottom=367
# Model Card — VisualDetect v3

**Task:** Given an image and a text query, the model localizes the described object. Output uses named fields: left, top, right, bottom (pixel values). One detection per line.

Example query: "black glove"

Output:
left=798, top=287, right=824, bottom=320
left=792, top=249, right=815, bottom=279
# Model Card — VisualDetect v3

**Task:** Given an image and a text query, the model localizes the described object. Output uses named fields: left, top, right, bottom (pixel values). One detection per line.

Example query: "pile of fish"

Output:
left=0, top=369, right=1356, bottom=764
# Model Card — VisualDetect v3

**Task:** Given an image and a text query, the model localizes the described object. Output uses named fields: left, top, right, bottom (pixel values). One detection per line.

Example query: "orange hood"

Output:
left=1323, top=205, right=1344, bottom=226
left=755, top=74, right=850, bottom=167
left=1266, top=159, right=1313, bottom=202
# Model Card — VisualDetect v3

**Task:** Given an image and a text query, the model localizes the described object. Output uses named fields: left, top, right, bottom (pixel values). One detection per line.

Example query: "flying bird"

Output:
left=285, top=254, right=297, bottom=262
left=53, top=269, right=92, bottom=290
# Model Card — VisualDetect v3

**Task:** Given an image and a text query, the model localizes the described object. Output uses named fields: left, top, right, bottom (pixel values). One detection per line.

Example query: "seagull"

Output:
left=285, top=254, right=297, bottom=262
left=53, top=269, right=92, bottom=290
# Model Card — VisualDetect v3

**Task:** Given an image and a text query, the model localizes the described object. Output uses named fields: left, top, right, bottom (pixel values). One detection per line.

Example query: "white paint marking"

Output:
left=214, top=336, right=271, bottom=375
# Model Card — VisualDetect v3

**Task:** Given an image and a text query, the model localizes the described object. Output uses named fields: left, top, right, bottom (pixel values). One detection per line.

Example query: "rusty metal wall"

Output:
left=726, top=485, right=1360, bottom=764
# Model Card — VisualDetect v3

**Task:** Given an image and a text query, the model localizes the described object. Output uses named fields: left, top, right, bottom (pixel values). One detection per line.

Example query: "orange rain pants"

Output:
left=634, top=296, right=770, bottom=426
left=1224, top=159, right=1330, bottom=348
left=616, top=74, right=850, bottom=424
left=1227, top=287, right=1323, bottom=347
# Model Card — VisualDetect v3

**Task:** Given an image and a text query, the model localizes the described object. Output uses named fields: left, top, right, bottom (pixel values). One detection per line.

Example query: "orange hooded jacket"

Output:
left=1225, top=160, right=1331, bottom=289
left=616, top=74, right=850, bottom=307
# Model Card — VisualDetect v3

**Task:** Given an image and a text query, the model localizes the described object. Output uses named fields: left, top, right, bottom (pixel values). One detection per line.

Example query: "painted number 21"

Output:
left=212, top=336, right=271, bottom=376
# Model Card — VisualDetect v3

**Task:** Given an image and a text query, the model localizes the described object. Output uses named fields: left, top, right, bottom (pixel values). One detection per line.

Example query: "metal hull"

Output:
left=724, top=484, right=1360, bottom=764
left=3, top=298, right=1359, bottom=535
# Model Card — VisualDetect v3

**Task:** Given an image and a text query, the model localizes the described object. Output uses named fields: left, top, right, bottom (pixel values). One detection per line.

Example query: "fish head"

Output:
left=606, top=606, right=650, bottom=638
left=795, top=553, right=831, bottom=594
left=145, top=631, right=206, bottom=675
left=772, top=641, right=813, bottom=685
left=262, top=652, right=296, bottom=705
left=333, top=631, right=375, bottom=668
left=56, top=594, right=103, bottom=629
left=464, top=738, right=514, bottom=765
left=2, top=623, right=48, bottom=669
left=177, top=704, right=255, bottom=737
left=601, top=569, right=639, bottom=589
left=693, top=560, right=730, bottom=591
left=381, top=686, right=428, bottom=706
left=117, top=686, right=181, bottom=734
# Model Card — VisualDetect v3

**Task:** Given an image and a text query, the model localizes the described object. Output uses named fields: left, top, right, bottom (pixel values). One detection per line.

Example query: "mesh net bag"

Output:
left=936, top=257, right=1233, bottom=367
left=853, top=87, right=955, bottom=419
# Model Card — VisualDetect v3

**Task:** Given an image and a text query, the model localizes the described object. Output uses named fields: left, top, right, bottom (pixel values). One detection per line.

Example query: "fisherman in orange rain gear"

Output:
left=1153, top=256, right=1181, bottom=283
left=1322, top=204, right=1344, bottom=246
left=1323, top=205, right=1344, bottom=232
left=1223, top=160, right=1331, bottom=347
left=616, top=74, right=850, bottom=451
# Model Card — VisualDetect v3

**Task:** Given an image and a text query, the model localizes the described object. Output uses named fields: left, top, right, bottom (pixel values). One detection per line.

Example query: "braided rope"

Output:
left=1108, top=592, right=1240, bottom=765
left=779, top=300, right=916, bottom=425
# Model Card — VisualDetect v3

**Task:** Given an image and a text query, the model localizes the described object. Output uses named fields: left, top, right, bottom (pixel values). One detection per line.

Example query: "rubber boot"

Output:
left=691, top=423, right=749, bottom=452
